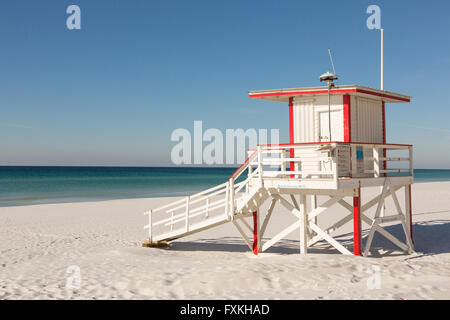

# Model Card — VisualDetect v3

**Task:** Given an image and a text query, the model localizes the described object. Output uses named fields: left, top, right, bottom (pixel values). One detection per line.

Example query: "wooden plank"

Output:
left=374, top=225, right=409, bottom=251
left=309, top=222, right=352, bottom=255
left=262, top=221, right=301, bottom=252
left=290, top=195, right=299, bottom=210
left=260, top=199, right=276, bottom=239
left=232, top=220, right=253, bottom=251
left=239, top=217, right=253, bottom=233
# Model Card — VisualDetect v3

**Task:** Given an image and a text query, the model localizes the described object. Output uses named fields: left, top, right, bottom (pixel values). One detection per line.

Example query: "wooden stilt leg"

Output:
left=353, top=188, right=362, bottom=256
left=299, top=195, right=308, bottom=254
left=405, top=184, right=414, bottom=246
left=311, top=195, right=318, bottom=225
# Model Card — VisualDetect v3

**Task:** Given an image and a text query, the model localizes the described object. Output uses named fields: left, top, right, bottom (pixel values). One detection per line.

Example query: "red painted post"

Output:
left=289, top=97, right=295, bottom=178
left=252, top=211, right=258, bottom=255
left=353, top=188, right=362, bottom=256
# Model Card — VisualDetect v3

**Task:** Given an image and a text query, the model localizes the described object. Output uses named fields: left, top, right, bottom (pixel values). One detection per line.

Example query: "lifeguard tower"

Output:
left=143, top=82, right=414, bottom=257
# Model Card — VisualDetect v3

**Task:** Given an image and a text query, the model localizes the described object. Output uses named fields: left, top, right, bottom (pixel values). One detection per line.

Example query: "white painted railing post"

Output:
left=170, top=210, right=174, bottom=231
left=205, top=198, right=209, bottom=218
left=229, top=178, right=235, bottom=217
left=373, top=146, right=380, bottom=178
left=185, top=196, right=190, bottom=233
left=351, top=145, right=357, bottom=178
left=281, top=149, right=286, bottom=172
left=409, top=146, right=414, bottom=178
left=247, top=156, right=252, bottom=194
left=225, top=180, right=230, bottom=218
left=148, top=209, right=153, bottom=242
left=373, top=146, right=384, bottom=217
left=257, top=146, right=264, bottom=187
left=332, top=144, right=338, bottom=188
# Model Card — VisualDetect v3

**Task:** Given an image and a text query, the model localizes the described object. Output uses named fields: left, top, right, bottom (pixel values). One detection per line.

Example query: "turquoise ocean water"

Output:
left=0, top=166, right=449, bottom=207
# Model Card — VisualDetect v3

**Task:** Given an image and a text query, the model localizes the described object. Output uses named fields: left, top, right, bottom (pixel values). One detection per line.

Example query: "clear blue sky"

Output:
left=1, top=0, right=449, bottom=168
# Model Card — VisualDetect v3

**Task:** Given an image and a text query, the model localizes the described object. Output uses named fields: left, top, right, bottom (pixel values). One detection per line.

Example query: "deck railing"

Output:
left=243, top=141, right=413, bottom=183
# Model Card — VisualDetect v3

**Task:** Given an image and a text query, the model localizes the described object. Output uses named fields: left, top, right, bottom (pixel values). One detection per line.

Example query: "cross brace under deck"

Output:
left=233, top=178, right=414, bottom=256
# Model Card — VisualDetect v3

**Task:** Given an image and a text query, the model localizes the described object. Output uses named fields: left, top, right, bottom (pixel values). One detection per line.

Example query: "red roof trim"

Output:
left=249, top=88, right=355, bottom=98
left=356, top=88, right=410, bottom=102
left=249, top=88, right=410, bottom=103
left=252, top=141, right=412, bottom=148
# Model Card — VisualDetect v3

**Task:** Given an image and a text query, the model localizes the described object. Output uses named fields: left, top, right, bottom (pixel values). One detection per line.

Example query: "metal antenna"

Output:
left=328, top=48, right=336, bottom=75
left=320, top=50, right=338, bottom=142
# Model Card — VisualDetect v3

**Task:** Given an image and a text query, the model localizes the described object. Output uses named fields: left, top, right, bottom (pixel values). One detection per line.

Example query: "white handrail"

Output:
left=166, top=185, right=228, bottom=213
left=163, top=199, right=228, bottom=227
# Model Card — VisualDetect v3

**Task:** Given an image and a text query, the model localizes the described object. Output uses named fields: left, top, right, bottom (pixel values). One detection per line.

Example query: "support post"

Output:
left=353, top=188, right=362, bottom=256
left=408, top=146, right=414, bottom=244
left=252, top=211, right=259, bottom=255
left=406, top=184, right=414, bottom=245
left=311, top=195, right=318, bottom=226
left=299, top=195, right=308, bottom=254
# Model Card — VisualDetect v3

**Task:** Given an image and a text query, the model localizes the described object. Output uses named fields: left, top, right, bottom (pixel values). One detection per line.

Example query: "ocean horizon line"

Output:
left=1, top=167, right=450, bottom=208
left=1, top=165, right=450, bottom=170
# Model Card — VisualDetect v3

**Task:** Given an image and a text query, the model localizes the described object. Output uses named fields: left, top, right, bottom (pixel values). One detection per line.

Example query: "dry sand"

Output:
left=1, top=181, right=449, bottom=300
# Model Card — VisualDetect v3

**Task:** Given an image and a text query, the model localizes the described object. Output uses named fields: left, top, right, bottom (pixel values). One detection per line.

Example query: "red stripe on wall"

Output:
left=289, top=97, right=294, bottom=144
left=289, top=97, right=295, bottom=175
left=343, top=94, right=351, bottom=142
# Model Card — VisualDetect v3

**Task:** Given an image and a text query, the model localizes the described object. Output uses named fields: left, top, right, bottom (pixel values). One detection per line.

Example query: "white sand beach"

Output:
left=1, top=181, right=449, bottom=300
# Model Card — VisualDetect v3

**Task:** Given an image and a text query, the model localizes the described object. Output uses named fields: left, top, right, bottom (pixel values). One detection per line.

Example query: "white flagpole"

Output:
left=381, top=28, right=384, bottom=90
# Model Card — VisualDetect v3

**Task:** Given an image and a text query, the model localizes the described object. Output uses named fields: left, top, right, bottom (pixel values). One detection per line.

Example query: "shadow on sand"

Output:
left=168, top=218, right=450, bottom=257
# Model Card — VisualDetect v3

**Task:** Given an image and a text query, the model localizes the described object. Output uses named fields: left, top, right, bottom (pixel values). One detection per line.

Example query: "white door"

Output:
left=319, top=110, right=343, bottom=142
